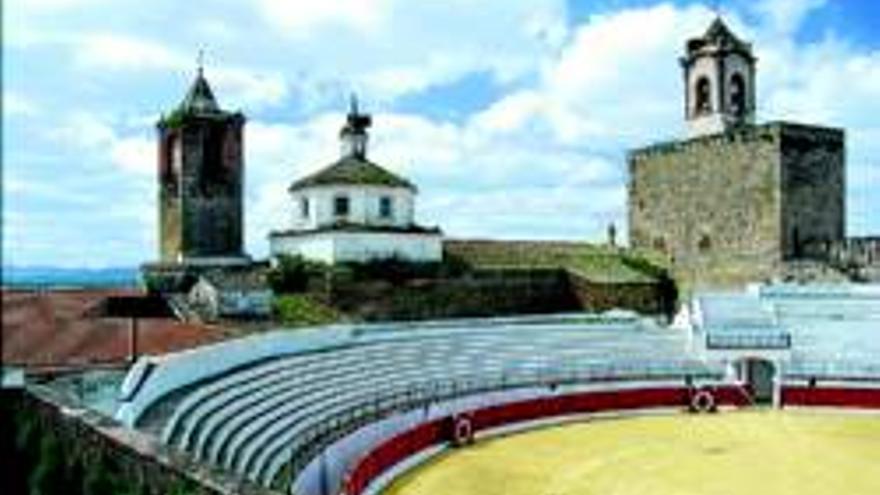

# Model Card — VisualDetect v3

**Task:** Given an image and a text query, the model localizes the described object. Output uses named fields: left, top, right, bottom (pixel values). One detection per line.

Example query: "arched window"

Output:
left=730, top=73, right=746, bottom=117
left=695, top=77, right=712, bottom=115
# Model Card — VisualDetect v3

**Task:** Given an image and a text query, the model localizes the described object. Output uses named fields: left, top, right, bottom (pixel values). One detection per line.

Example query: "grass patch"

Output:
left=273, top=294, right=341, bottom=326
left=444, top=241, right=667, bottom=283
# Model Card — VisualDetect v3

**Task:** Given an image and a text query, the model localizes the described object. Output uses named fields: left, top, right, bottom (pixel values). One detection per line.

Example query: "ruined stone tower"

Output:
left=628, top=18, right=845, bottom=287
left=156, top=68, right=247, bottom=265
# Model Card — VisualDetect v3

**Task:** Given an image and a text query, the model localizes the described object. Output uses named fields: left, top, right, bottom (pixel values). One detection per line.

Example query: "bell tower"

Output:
left=156, top=66, right=248, bottom=264
left=681, top=18, right=756, bottom=137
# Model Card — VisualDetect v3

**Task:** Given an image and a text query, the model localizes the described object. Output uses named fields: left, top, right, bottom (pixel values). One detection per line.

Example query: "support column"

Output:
left=772, top=359, right=783, bottom=408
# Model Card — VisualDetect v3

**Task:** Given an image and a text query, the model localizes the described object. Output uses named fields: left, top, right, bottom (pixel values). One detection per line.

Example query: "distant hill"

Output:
left=1, top=266, right=140, bottom=289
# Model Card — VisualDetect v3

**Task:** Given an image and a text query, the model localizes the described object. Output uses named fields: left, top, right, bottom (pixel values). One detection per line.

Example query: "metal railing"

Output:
left=275, top=360, right=724, bottom=491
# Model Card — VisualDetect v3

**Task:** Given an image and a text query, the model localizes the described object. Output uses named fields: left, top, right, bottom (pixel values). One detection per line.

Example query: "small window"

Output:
left=334, top=195, right=350, bottom=217
left=653, top=237, right=667, bottom=253
left=695, top=76, right=712, bottom=115
left=698, top=234, right=712, bottom=253
left=379, top=196, right=393, bottom=219
left=300, top=197, right=310, bottom=219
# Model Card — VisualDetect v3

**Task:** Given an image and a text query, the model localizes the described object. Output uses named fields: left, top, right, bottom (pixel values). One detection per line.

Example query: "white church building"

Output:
left=269, top=100, right=443, bottom=264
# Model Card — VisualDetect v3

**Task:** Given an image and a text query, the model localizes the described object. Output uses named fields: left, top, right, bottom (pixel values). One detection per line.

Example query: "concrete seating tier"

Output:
left=149, top=319, right=713, bottom=490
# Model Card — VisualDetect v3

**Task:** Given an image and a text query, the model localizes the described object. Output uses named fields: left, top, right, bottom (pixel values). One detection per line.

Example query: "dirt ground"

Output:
left=384, top=410, right=880, bottom=495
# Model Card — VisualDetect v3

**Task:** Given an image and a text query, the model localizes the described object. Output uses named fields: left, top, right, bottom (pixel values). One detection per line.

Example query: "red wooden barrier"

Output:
left=344, top=385, right=749, bottom=495
left=782, top=386, right=880, bottom=409
left=342, top=384, right=879, bottom=494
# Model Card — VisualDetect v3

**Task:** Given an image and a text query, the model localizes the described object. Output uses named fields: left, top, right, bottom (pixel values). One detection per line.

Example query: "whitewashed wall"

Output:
left=270, top=231, right=442, bottom=264
left=289, top=186, right=415, bottom=231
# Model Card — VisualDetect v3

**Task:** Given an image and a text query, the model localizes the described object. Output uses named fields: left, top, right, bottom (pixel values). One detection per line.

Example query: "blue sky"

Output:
left=3, top=0, right=879, bottom=267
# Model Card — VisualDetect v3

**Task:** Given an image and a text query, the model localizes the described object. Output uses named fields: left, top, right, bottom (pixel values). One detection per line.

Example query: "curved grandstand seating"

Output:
left=134, top=317, right=716, bottom=491
left=119, top=289, right=880, bottom=495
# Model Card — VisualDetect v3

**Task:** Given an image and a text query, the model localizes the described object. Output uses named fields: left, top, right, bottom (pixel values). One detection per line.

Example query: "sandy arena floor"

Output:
left=383, top=410, right=880, bottom=495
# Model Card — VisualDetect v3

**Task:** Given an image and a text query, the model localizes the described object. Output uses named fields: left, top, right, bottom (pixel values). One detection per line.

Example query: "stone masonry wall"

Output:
left=323, top=269, right=579, bottom=321
left=2, top=386, right=274, bottom=495
left=779, top=124, right=845, bottom=259
left=159, top=118, right=244, bottom=261
left=319, top=269, right=675, bottom=321
left=628, top=123, right=783, bottom=287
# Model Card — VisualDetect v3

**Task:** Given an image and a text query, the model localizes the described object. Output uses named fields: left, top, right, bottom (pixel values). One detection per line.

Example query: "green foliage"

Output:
left=619, top=252, right=668, bottom=279
left=343, top=256, right=471, bottom=284
left=167, top=479, right=200, bottom=495
left=4, top=397, right=170, bottom=495
left=29, top=432, right=63, bottom=495
left=447, top=242, right=664, bottom=283
left=83, top=460, right=117, bottom=495
left=267, top=255, right=328, bottom=293
left=160, top=107, right=188, bottom=128
left=274, top=294, right=341, bottom=326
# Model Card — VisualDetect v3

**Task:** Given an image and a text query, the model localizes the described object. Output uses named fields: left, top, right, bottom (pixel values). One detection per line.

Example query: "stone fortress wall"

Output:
left=628, top=122, right=845, bottom=287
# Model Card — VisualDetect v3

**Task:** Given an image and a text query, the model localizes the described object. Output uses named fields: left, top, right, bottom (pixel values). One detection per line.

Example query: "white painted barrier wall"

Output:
left=292, top=380, right=688, bottom=495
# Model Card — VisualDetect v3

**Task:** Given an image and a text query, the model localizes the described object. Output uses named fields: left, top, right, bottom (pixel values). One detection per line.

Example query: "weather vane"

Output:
left=197, top=49, right=205, bottom=74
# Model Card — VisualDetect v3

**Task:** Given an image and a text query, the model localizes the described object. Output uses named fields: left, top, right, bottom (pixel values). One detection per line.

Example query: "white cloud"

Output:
left=754, top=0, right=827, bottom=37
left=110, top=136, right=154, bottom=175
left=210, top=67, right=289, bottom=109
left=5, top=0, right=880, bottom=266
left=47, top=111, right=156, bottom=176
left=3, top=91, right=40, bottom=118
left=50, top=111, right=116, bottom=148
left=252, top=0, right=567, bottom=103
left=258, top=0, right=391, bottom=36
left=472, top=3, right=716, bottom=148
left=14, top=0, right=106, bottom=10
left=74, top=33, right=184, bottom=71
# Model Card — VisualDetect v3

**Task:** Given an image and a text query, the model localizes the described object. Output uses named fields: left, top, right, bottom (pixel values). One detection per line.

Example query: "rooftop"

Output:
left=289, top=97, right=415, bottom=192
left=158, top=68, right=241, bottom=128
left=288, top=155, right=416, bottom=192
left=2, top=289, right=228, bottom=370
left=685, top=17, right=753, bottom=59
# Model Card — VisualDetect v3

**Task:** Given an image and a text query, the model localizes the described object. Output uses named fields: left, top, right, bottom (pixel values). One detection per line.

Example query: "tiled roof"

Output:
left=288, top=156, right=416, bottom=192
left=2, top=289, right=227, bottom=370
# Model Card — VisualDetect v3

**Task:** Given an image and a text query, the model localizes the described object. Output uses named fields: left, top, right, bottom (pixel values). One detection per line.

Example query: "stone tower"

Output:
left=628, top=19, right=845, bottom=288
left=156, top=68, right=248, bottom=265
left=683, top=18, right=756, bottom=137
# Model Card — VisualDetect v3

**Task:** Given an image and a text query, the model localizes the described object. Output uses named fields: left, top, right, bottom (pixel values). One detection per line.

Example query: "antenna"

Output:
left=197, top=49, right=205, bottom=75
